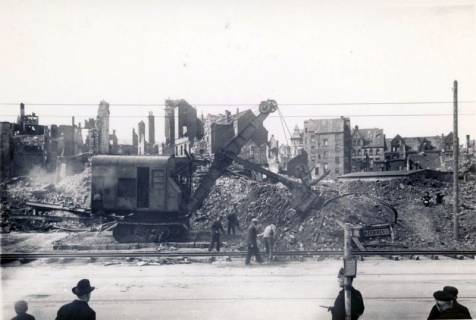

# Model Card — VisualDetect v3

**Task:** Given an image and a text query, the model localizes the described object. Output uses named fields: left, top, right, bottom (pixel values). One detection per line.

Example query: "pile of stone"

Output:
left=195, top=176, right=396, bottom=251
left=6, top=167, right=91, bottom=209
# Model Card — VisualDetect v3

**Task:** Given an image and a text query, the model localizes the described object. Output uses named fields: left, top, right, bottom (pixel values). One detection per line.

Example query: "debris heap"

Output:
left=7, top=167, right=91, bottom=209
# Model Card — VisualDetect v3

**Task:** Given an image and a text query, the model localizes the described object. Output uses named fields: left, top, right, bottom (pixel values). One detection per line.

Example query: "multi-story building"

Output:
left=303, top=117, right=352, bottom=179
left=351, top=126, right=386, bottom=172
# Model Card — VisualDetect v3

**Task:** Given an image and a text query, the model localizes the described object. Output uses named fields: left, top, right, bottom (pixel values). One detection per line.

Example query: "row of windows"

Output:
left=352, top=148, right=382, bottom=156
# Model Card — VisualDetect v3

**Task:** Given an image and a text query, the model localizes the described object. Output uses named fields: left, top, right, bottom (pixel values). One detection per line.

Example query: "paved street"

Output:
left=2, top=258, right=476, bottom=320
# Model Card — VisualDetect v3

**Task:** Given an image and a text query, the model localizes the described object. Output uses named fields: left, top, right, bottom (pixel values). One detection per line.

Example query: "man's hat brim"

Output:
left=72, top=286, right=95, bottom=296
left=434, top=290, right=452, bottom=301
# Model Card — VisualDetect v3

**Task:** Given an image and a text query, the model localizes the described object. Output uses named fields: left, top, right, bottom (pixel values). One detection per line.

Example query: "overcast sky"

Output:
left=1, top=0, right=475, bottom=145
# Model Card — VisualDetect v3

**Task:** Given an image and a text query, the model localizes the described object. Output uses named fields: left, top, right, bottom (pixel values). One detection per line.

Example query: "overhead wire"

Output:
left=1, top=114, right=475, bottom=118
left=0, top=100, right=475, bottom=107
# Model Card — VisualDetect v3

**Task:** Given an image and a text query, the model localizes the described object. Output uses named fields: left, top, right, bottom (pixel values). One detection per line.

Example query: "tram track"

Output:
left=1, top=249, right=475, bottom=260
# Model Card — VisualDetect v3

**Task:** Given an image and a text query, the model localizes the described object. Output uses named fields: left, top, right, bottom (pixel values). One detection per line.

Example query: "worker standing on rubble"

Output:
left=327, top=268, right=365, bottom=320
left=435, top=192, right=445, bottom=205
left=209, top=217, right=225, bottom=252
left=56, top=279, right=96, bottom=320
left=259, top=223, right=276, bottom=262
left=423, top=191, right=432, bottom=207
left=226, top=204, right=240, bottom=235
left=245, top=218, right=263, bottom=265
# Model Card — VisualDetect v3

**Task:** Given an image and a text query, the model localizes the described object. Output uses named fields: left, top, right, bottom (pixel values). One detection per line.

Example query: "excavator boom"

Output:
left=187, top=100, right=278, bottom=214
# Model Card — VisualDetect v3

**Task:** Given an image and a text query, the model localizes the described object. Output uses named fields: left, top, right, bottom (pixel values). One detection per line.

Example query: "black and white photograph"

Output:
left=1, top=1, right=475, bottom=319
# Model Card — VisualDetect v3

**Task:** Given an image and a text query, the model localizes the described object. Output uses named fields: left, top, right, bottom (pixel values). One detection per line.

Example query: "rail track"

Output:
left=1, top=250, right=475, bottom=261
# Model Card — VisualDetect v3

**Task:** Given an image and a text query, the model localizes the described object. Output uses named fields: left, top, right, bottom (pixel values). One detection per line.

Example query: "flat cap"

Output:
left=443, top=286, right=458, bottom=298
left=433, top=290, right=453, bottom=301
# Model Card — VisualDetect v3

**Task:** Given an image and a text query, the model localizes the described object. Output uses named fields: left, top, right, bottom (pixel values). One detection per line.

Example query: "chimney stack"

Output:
left=20, top=103, right=25, bottom=118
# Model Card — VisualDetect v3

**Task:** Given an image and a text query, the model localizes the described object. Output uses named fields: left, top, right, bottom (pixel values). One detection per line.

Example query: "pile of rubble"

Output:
left=196, top=173, right=476, bottom=251
left=341, top=177, right=476, bottom=249
left=6, top=167, right=91, bottom=209
left=194, top=176, right=396, bottom=251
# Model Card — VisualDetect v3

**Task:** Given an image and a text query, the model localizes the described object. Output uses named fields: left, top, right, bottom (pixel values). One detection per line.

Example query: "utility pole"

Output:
left=453, top=80, right=459, bottom=241
left=344, top=224, right=352, bottom=320
left=72, top=116, right=76, bottom=156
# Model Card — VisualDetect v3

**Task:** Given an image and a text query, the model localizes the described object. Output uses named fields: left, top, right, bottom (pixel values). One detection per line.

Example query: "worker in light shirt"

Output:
left=259, top=223, right=276, bottom=262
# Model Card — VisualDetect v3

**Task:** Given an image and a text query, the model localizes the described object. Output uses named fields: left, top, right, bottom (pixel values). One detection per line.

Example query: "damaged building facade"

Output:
left=384, top=133, right=454, bottom=171
left=303, top=117, right=352, bottom=179
left=0, top=101, right=122, bottom=181
left=196, top=109, right=268, bottom=166
left=351, top=126, right=386, bottom=172
left=164, top=99, right=203, bottom=157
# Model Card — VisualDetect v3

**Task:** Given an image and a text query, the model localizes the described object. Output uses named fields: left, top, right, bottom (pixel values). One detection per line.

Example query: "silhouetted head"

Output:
left=433, top=290, right=453, bottom=312
left=337, top=268, right=352, bottom=288
left=14, top=300, right=28, bottom=315
left=72, top=279, right=95, bottom=302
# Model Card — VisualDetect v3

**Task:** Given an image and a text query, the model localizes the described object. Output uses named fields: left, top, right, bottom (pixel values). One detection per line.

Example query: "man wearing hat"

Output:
left=245, top=218, right=263, bottom=265
left=443, top=286, right=472, bottom=319
left=427, top=288, right=472, bottom=319
left=328, top=268, right=365, bottom=320
left=56, top=279, right=96, bottom=320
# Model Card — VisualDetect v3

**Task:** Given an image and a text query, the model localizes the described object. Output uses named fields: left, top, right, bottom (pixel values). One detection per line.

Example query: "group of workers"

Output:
left=207, top=203, right=276, bottom=264
left=423, top=191, right=445, bottom=207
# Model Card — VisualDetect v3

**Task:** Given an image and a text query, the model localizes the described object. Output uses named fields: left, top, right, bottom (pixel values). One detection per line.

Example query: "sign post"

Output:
left=344, top=223, right=353, bottom=320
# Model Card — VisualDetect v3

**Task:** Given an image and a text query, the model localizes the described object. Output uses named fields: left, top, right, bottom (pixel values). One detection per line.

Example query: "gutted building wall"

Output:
left=97, top=100, right=110, bottom=154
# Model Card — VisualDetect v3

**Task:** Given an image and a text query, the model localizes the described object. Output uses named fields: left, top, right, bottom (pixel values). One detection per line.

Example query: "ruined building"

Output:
left=383, top=133, right=454, bottom=171
left=351, top=126, right=386, bottom=172
left=148, top=112, right=155, bottom=145
left=10, top=104, right=49, bottom=176
left=164, top=99, right=203, bottom=156
left=303, top=117, right=352, bottom=179
left=109, top=130, right=119, bottom=154
left=138, top=120, right=146, bottom=155
left=131, top=128, right=139, bottom=154
left=96, top=100, right=110, bottom=154
left=197, top=109, right=268, bottom=166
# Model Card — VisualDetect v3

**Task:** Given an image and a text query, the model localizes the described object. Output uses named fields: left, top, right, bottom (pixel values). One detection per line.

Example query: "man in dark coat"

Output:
left=226, top=205, right=240, bottom=235
left=56, top=279, right=96, bottom=320
left=245, top=218, right=263, bottom=265
left=427, top=288, right=472, bottom=319
left=329, top=268, right=365, bottom=320
left=208, top=217, right=225, bottom=252
left=443, top=286, right=472, bottom=319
